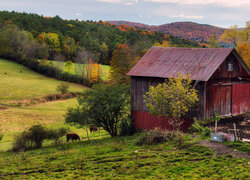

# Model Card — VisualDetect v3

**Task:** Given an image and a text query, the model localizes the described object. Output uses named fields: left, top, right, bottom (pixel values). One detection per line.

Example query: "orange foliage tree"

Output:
left=109, top=44, right=135, bottom=84
left=86, top=59, right=102, bottom=83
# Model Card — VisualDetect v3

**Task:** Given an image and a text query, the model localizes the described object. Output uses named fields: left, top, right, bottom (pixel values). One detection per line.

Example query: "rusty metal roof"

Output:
left=127, top=47, right=234, bottom=81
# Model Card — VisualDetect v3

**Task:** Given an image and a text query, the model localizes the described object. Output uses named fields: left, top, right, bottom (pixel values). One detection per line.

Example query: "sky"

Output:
left=0, top=0, right=249, bottom=28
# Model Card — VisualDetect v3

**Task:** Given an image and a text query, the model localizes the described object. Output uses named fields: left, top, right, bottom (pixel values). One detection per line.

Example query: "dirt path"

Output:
left=199, top=140, right=249, bottom=159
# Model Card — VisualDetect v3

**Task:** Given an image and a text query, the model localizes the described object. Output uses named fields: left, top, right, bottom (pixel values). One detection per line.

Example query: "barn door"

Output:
left=206, top=84, right=232, bottom=118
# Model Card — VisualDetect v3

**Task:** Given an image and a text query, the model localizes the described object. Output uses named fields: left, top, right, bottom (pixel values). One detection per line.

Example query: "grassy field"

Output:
left=0, top=58, right=93, bottom=151
left=0, top=135, right=249, bottom=179
left=0, top=59, right=86, bottom=104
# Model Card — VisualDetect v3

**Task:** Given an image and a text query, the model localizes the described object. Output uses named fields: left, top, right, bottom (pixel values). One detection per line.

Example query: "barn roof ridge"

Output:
left=127, top=47, right=248, bottom=81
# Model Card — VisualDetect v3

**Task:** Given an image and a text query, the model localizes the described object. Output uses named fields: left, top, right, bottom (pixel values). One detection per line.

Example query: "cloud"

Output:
left=144, top=0, right=250, bottom=7
left=75, top=13, right=82, bottom=16
left=170, top=14, right=203, bottom=19
left=138, top=14, right=151, bottom=19
left=125, top=2, right=133, bottom=5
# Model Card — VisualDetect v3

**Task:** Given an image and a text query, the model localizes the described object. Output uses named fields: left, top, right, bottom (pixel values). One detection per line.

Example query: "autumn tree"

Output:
left=154, top=40, right=171, bottom=47
left=144, top=74, right=198, bottom=131
left=220, top=22, right=250, bottom=67
left=109, top=44, right=135, bottom=84
left=42, top=32, right=61, bottom=59
left=86, top=58, right=102, bottom=83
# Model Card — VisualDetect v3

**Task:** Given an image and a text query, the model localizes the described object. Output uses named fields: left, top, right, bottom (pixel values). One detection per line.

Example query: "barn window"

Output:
left=228, top=62, right=233, bottom=71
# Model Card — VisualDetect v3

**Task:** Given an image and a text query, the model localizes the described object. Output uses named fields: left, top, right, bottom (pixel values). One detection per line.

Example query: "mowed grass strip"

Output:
left=50, top=60, right=110, bottom=80
left=0, top=135, right=249, bottom=179
left=0, top=58, right=86, bottom=104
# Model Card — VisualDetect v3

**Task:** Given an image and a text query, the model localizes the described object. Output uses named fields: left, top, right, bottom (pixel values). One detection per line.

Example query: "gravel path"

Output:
left=199, top=140, right=249, bottom=158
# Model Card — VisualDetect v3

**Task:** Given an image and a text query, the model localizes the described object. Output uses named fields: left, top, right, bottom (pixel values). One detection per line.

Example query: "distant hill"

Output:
left=107, top=21, right=225, bottom=42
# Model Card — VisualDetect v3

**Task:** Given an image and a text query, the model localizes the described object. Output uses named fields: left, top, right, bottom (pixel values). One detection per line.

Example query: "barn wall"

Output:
left=131, top=76, right=206, bottom=130
left=206, top=52, right=250, bottom=118
left=206, top=84, right=232, bottom=118
left=131, top=76, right=165, bottom=112
left=232, top=83, right=250, bottom=115
left=132, top=111, right=193, bottom=131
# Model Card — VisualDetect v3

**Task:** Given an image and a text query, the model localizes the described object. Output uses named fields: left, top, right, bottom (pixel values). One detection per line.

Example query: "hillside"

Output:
left=108, top=21, right=225, bottom=42
left=0, top=11, right=200, bottom=65
left=0, top=59, right=85, bottom=104
left=0, top=58, right=89, bottom=151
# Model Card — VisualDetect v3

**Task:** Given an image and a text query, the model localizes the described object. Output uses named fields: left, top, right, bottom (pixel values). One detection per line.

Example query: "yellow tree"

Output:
left=154, top=40, right=171, bottom=47
left=41, top=32, right=61, bottom=59
left=220, top=22, right=250, bottom=67
left=144, top=74, right=198, bottom=131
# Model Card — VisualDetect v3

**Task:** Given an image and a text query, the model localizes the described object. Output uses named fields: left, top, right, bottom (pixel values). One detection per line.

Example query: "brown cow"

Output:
left=66, top=133, right=81, bottom=142
left=90, top=126, right=98, bottom=133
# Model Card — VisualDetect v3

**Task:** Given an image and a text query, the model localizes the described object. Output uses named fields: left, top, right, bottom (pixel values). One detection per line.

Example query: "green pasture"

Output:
left=45, top=60, right=110, bottom=80
left=0, top=135, right=249, bottom=179
left=0, top=99, right=108, bottom=152
left=0, top=58, right=96, bottom=152
left=0, top=58, right=86, bottom=104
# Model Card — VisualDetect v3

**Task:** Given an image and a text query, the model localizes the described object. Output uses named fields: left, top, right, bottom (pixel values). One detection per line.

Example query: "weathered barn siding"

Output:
left=131, top=76, right=206, bottom=130
left=205, top=52, right=250, bottom=118
left=209, top=52, right=249, bottom=82
left=232, top=83, right=250, bottom=115
left=131, top=111, right=193, bottom=131
left=131, top=76, right=165, bottom=112
left=206, top=84, right=232, bottom=118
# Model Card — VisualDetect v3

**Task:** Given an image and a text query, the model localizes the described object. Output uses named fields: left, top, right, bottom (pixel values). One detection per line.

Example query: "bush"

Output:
left=47, top=127, right=68, bottom=145
left=189, top=118, right=211, bottom=137
left=57, top=83, right=69, bottom=94
left=0, top=133, right=3, bottom=141
left=136, top=129, right=185, bottom=147
left=119, top=115, right=136, bottom=136
left=12, top=125, right=68, bottom=151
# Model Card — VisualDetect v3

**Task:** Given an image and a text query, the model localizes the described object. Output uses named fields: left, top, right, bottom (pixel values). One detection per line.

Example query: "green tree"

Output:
left=65, top=84, right=130, bottom=137
left=99, top=42, right=109, bottom=64
left=144, top=74, right=198, bottom=131
left=109, top=44, right=135, bottom=84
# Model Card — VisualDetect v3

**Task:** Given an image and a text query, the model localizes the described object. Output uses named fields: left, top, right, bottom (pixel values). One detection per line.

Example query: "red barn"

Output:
left=127, top=47, right=250, bottom=131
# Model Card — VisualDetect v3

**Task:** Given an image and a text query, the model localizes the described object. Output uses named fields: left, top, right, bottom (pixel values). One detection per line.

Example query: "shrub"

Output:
left=57, top=83, right=70, bottom=94
left=47, top=127, right=68, bottom=145
left=119, top=115, right=136, bottom=136
left=136, top=128, right=185, bottom=147
left=0, top=133, right=3, bottom=141
left=189, top=118, right=211, bottom=137
left=12, top=125, right=68, bottom=151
